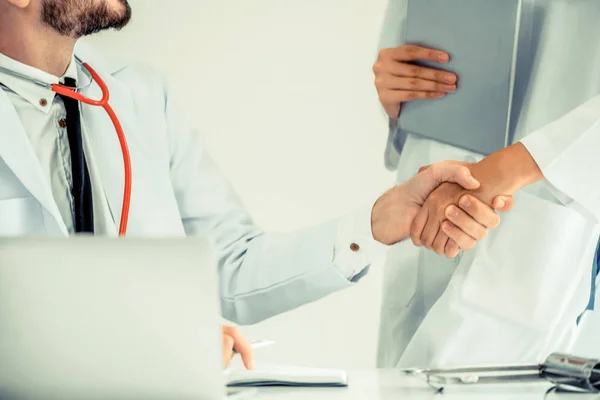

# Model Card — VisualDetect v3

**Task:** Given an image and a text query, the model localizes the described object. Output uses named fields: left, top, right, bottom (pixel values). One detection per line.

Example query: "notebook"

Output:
left=398, top=0, right=523, bottom=155
left=224, top=365, right=348, bottom=387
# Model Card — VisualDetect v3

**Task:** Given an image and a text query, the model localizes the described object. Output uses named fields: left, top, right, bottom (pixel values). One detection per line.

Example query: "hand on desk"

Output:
left=222, top=325, right=253, bottom=370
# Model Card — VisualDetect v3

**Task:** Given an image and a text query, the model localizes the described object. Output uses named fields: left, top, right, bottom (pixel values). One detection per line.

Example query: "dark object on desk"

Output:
left=408, top=352, right=600, bottom=393
left=224, top=366, right=348, bottom=388
left=398, top=0, right=523, bottom=155
left=542, top=353, right=600, bottom=393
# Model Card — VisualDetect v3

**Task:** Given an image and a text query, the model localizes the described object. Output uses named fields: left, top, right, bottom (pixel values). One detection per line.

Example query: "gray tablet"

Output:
left=398, top=0, right=523, bottom=155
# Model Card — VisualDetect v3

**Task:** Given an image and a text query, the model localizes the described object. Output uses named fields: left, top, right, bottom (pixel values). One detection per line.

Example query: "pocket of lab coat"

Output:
left=0, top=197, right=45, bottom=235
left=460, top=189, right=591, bottom=332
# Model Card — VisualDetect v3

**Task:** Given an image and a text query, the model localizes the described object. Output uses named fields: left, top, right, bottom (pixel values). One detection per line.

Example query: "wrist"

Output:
left=470, top=142, right=543, bottom=195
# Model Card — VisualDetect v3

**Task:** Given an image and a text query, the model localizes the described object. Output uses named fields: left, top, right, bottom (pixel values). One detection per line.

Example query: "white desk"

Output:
left=249, top=370, right=600, bottom=400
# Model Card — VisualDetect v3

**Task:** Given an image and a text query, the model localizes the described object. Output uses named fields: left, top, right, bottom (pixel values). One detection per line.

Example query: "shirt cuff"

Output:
left=332, top=202, right=390, bottom=281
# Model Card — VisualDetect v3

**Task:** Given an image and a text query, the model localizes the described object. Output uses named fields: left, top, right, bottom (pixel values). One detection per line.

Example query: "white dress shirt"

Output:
left=0, top=52, right=116, bottom=235
left=0, top=50, right=386, bottom=280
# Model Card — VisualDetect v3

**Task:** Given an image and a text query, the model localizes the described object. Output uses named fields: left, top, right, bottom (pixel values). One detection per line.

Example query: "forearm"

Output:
left=218, top=205, right=387, bottom=325
left=468, top=142, right=544, bottom=204
left=469, top=93, right=600, bottom=221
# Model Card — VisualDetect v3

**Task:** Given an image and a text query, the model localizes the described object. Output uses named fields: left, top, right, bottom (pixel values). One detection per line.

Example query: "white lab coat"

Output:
left=377, top=0, right=600, bottom=368
left=0, top=43, right=371, bottom=325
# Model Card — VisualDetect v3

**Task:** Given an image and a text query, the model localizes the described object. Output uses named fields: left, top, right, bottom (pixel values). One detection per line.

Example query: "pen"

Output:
left=249, top=339, right=275, bottom=350
left=234, top=339, right=275, bottom=354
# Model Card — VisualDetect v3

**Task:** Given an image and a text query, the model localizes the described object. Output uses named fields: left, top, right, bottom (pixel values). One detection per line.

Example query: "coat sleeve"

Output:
left=158, top=73, right=387, bottom=325
left=520, top=94, right=600, bottom=222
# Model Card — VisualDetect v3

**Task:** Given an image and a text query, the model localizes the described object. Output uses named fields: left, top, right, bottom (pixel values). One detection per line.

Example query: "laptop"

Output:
left=0, top=237, right=249, bottom=399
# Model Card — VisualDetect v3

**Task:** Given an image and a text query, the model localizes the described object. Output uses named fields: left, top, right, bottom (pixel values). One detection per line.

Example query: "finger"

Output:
left=383, top=45, right=450, bottom=64
left=445, top=205, right=487, bottom=241
left=379, top=89, right=446, bottom=105
left=410, top=207, right=428, bottom=247
left=420, top=215, right=441, bottom=250
left=444, top=240, right=460, bottom=259
left=382, top=62, right=457, bottom=84
left=375, top=74, right=457, bottom=92
left=419, top=160, right=469, bottom=175
left=427, top=163, right=480, bottom=190
left=222, top=334, right=235, bottom=369
left=441, top=221, right=477, bottom=250
left=223, top=326, right=254, bottom=370
left=432, top=229, right=450, bottom=256
left=418, top=164, right=431, bottom=174
left=492, top=195, right=514, bottom=212
left=458, top=195, right=501, bottom=229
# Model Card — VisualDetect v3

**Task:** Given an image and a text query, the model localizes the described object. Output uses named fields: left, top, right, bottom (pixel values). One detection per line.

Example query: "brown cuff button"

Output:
left=350, top=243, right=360, bottom=252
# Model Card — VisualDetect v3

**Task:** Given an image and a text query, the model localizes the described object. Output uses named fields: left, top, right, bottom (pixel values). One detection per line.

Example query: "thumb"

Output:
left=428, top=162, right=480, bottom=190
left=493, top=195, right=514, bottom=212
left=222, top=334, right=234, bottom=369
left=419, top=160, right=470, bottom=175
left=418, top=164, right=431, bottom=174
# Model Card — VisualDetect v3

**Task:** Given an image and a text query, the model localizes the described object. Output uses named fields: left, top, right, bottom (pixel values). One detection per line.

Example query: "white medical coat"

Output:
left=377, top=0, right=600, bottom=368
left=0, top=43, right=378, bottom=325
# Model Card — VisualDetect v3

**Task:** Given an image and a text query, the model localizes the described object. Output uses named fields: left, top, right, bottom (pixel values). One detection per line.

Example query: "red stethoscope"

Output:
left=0, top=57, right=131, bottom=235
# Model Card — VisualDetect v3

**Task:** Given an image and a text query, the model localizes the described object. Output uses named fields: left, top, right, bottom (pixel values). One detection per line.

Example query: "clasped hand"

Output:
left=371, top=160, right=512, bottom=258
left=410, top=163, right=509, bottom=258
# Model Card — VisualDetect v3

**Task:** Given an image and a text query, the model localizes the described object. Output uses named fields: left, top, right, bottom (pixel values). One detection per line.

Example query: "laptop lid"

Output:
left=0, top=237, right=224, bottom=400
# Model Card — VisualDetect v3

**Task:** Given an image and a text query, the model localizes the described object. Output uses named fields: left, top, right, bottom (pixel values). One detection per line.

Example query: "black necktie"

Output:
left=58, top=78, right=94, bottom=233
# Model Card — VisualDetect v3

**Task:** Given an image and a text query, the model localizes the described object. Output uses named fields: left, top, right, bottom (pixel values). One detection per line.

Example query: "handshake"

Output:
left=370, top=151, right=523, bottom=258
left=221, top=143, right=541, bottom=369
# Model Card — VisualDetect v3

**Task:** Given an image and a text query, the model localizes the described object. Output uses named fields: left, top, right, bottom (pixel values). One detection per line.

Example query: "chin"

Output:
left=104, top=0, right=130, bottom=16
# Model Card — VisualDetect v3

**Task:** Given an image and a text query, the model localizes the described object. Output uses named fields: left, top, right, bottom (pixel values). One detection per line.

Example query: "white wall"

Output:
left=83, top=0, right=394, bottom=369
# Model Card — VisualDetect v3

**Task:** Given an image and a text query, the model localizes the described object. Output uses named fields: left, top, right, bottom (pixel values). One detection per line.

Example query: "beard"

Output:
left=41, top=0, right=132, bottom=38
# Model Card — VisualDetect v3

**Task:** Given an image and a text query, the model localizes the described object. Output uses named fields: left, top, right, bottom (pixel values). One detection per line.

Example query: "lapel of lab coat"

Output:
left=0, top=43, right=173, bottom=236
left=0, top=88, right=68, bottom=235
left=74, top=42, right=185, bottom=236
left=0, top=43, right=140, bottom=236
left=74, top=42, right=157, bottom=235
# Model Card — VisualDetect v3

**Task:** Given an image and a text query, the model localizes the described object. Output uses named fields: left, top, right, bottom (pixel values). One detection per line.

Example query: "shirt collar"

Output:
left=0, top=51, right=79, bottom=113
